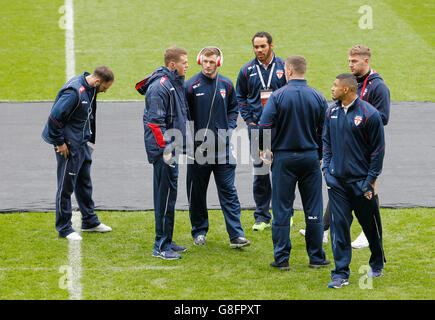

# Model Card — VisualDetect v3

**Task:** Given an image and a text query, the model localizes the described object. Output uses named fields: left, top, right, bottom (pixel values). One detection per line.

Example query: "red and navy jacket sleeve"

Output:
left=236, top=65, right=255, bottom=125
left=369, top=81, right=390, bottom=126
left=226, top=79, right=239, bottom=130
left=143, top=81, right=170, bottom=152
left=257, top=93, right=277, bottom=150
left=321, top=106, right=334, bottom=174
left=365, top=111, right=385, bottom=183
left=45, top=89, right=79, bottom=146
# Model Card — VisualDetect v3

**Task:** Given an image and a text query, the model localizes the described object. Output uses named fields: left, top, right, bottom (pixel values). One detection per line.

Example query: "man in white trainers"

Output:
left=42, top=66, right=114, bottom=240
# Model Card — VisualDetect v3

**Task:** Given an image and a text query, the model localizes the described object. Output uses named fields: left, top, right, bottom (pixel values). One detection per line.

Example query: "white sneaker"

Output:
left=82, top=223, right=112, bottom=233
left=66, top=232, right=82, bottom=241
left=352, top=231, right=369, bottom=249
left=299, top=229, right=306, bottom=236
left=323, top=230, right=329, bottom=243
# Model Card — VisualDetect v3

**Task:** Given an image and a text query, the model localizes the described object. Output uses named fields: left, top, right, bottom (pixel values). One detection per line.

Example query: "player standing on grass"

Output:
left=299, top=45, right=390, bottom=249
left=185, top=46, right=250, bottom=249
left=258, top=55, right=330, bottom=270
left=236, top=31, right=287, bottom=232
left=42, top=66, right=114, bottom=241
left=135, top=46, right=189, bottom=260
left=323, top=73, right=386, bottom=288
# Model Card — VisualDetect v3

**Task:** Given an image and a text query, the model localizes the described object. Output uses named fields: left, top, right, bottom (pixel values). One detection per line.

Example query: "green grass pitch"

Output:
left=0, top=0, right=434, bottom=301
left=0, top=208, right=433, bottom=300
left=1, top=0, right=434, bottom=101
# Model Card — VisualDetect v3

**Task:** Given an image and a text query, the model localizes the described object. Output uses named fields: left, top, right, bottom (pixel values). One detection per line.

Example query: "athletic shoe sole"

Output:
left=230, top=242, right=251, bottom=248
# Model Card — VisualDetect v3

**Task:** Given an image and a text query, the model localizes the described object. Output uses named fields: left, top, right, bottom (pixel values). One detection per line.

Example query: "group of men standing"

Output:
left=42, top=31, right=390, bottom=289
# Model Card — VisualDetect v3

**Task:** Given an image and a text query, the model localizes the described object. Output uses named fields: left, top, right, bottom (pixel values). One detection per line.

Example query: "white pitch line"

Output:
left=68, top=210, right=82, bottom=300
left=64, top=0, right=75, bottom=81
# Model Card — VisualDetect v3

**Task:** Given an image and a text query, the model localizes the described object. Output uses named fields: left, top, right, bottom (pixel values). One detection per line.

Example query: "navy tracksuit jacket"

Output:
left=357, top=70, right=390, bottom=126
left=322, top=97, right=386, bottom=280
left=184, top=72, right=244, bottom=241
left=259, top=79, right=328, bottom=264
left=42, top=72, right=100, bottom=237
left=236, top=54, right=287, bottom=223
left=136, top=67, right=189, bottom=253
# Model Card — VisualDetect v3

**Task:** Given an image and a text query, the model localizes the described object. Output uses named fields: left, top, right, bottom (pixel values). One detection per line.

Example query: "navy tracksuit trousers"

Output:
left=271, top=150, right=326, bottom=264
left=326, top=174, right=386, bottom=280
left=186, top=163, right=245, bottom=241
left=248, top=124, right=272, bottom=224
left=152, top=156, right=178, bottom=252
left=55, top=144, right=100, bottom=237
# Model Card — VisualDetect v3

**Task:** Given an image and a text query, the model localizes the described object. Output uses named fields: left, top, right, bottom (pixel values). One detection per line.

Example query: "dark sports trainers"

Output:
left=309, top=259, right=331, bottom=268
left=152, top=249, right=181, bottom=260
left=171, top=242, right=187, bottom=252
left=270, top=260, right=290, bottom=271
left=230, top=237, right=251, bottom=248
left=367, top=268, right=383, bottom=278
left=328, top=278, right=349, bottom=288
left=193, top=234, right=206, bottom=246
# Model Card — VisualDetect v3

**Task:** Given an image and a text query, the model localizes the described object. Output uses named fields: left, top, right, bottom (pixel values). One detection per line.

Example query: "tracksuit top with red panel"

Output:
left=136, top=67, right=189, bottom=164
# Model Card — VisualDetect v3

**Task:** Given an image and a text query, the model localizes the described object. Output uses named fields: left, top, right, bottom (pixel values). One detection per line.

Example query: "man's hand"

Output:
left=259, top=149, right=273, bottom=165
left=163, top=152, right=172, bottom=163
left=56, top=143, right=69, bottom=159
left=364, top=181, right=375, bottom=200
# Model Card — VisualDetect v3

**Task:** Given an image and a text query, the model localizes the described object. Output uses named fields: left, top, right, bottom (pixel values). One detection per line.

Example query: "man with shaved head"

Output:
left=323, top=73, right=386, bottom=288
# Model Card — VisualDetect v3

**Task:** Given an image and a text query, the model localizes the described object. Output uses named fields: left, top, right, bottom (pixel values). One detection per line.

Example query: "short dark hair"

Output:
left=336, top=73, right=357, bottom=92
left=93, top=66, right=114, bottom=83
left=252, top=31, right=273, bottom=45
left=164, top=46, right=188, bottom=67
left=286, top=55, right=306, bottom=74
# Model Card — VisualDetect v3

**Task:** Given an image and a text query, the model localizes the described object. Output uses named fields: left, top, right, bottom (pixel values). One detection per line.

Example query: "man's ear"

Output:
left=94, top=78, right=101, bottom=87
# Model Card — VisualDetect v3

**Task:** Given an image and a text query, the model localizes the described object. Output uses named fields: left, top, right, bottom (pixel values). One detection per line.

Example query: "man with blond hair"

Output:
left=135, top=46, right=189, bottom=260
left=348, top=45, right=390, bottom=248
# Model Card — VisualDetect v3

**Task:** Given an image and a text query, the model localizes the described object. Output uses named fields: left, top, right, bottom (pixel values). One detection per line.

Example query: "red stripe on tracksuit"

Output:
left=147, top=123, right=165, bottom=147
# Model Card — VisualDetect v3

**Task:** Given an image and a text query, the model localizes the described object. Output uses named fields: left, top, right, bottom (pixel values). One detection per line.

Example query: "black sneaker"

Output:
left=270, top=260, right=290, bottom=271
left=309, top=259, right=331, bottom=268
left=230, top=237, right=251, bottom=248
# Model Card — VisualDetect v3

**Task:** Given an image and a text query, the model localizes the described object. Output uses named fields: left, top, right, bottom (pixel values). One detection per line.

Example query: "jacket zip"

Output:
left=83, top=90, right=96, bottom=141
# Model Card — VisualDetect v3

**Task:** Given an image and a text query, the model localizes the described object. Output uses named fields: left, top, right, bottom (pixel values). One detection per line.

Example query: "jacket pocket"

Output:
left=324, top=171, right=339, bottom=189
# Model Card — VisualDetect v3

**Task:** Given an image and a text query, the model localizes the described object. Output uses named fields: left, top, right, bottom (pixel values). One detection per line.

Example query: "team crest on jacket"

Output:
left=354, top=115, right=363, bottom=126
left=220, top=89, right=226, bottom=99
left=276, top=70, right=284, bottom=79
left=79, top=86, right=86, bottom=93
left=160, top=76, right=167, bottom=85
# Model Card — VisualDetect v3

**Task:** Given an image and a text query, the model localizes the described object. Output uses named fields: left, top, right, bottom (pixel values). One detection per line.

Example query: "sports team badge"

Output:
left=220, top=89, right=226, bottom=99
left=276, top=70, right=284, bottom=79
left=354, top=115, right=362, bottom=126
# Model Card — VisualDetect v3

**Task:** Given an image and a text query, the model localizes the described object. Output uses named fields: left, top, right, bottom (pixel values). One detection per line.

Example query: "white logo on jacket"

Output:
left=220, top=89, right=226, bottom=99
left=354, top=115, right=363, bottom=126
